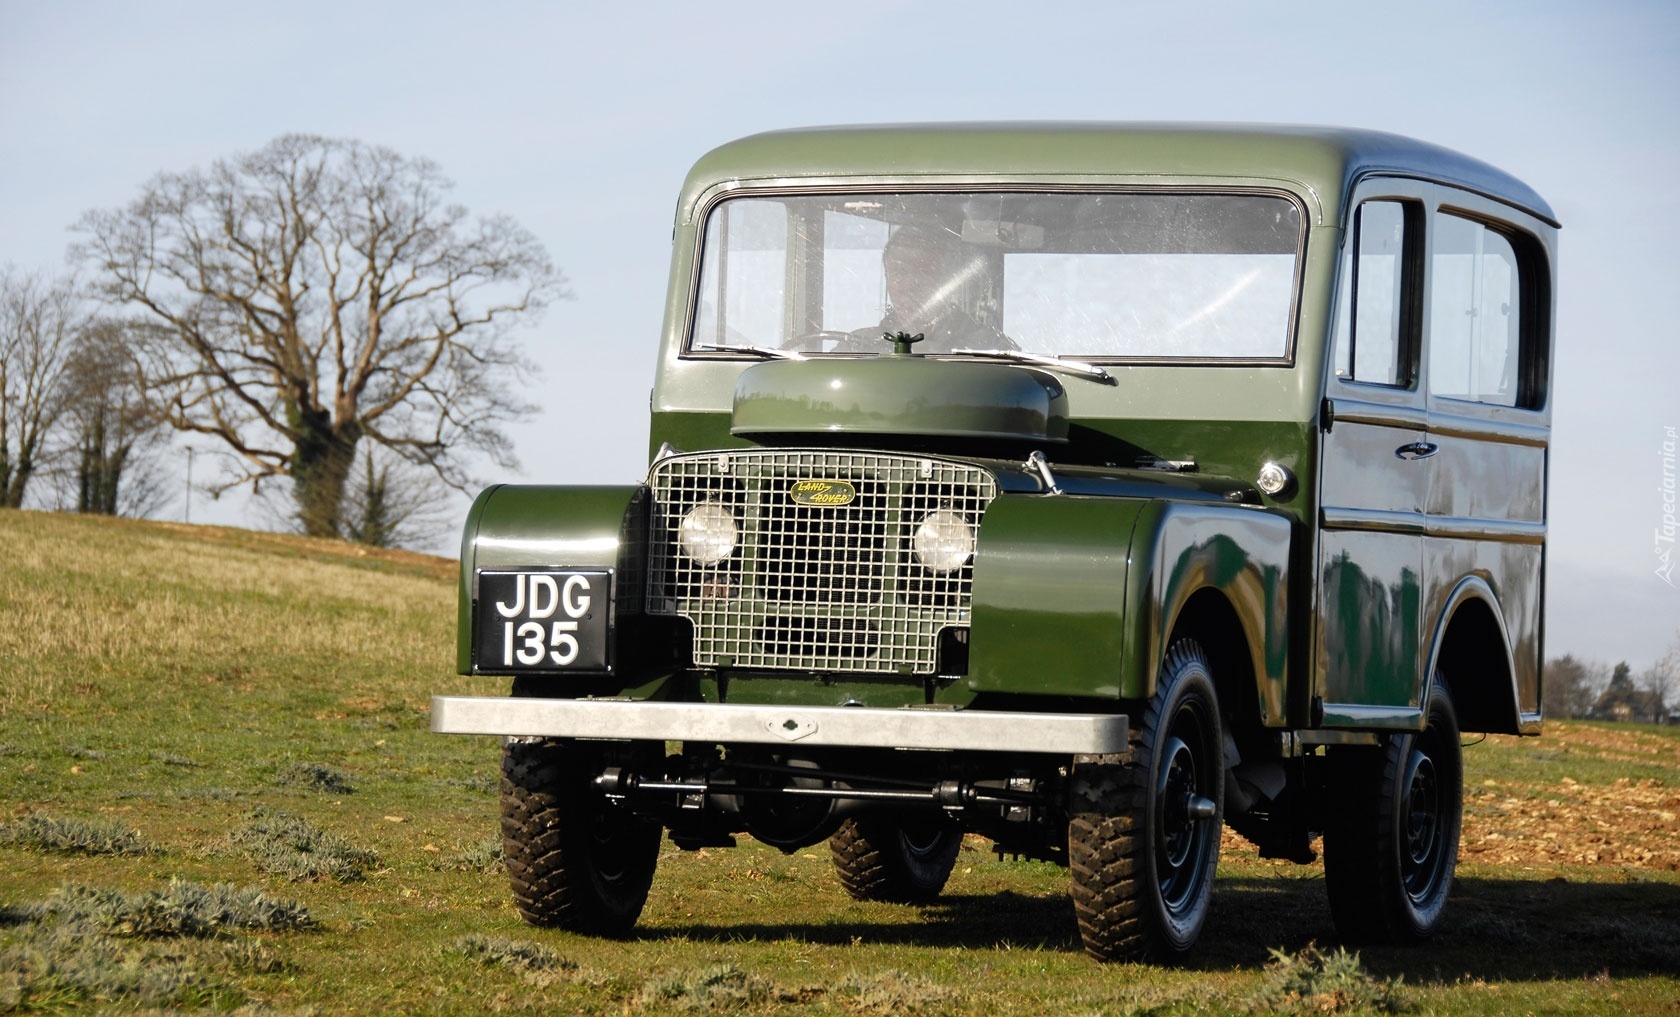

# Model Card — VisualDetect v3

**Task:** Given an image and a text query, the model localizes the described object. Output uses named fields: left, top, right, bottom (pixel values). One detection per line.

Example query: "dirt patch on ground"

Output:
left=1461, top=723, right=1680, bottom=871
left=1461, top=775, right=1680, bottom=870
left=1222, top=722, right=1680, bottom=873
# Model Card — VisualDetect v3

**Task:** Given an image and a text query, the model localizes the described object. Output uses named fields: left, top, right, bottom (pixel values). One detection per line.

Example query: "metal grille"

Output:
left=647, top=450, right=997, bottom=673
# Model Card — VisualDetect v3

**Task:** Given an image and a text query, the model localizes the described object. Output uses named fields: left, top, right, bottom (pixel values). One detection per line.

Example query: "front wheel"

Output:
left=1323, top=679, right=1463, bottom=944
left=500, top=738, right=661, bottom=936
left=830, top=815, right=962, bottom=904
left=1068, top=639, right=1224, bottom=962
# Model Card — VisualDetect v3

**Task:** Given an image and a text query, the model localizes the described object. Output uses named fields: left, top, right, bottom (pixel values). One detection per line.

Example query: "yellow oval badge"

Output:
left=789, top=479, right=856, bottom=507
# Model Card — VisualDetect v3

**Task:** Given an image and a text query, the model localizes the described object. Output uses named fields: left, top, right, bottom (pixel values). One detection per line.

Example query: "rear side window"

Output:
left=1333, top=201, right=1416, bottom=387
left=1429, top=212, right=1524, bottom=407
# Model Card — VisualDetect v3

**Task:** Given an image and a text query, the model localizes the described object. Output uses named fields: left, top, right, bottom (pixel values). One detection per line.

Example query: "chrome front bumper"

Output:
left=430, top=696, right=1128, bottom=754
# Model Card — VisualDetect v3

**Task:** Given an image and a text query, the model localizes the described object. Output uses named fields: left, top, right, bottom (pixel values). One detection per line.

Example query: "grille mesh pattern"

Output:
left=647, top=450, right=997, bottom=673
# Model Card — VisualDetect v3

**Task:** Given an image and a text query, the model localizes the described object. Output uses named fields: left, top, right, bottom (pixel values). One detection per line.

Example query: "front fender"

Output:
left=967, top=494, right=1290, bottom=718
left=457, top=484, right=649, bottom=676
left=967, top=494, right=1148, bottom=700
left=1143, top=503, right=1292, bottom=724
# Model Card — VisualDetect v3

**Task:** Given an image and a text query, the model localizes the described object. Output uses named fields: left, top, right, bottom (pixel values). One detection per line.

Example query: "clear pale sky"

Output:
left=2, top=1, right=1676, bottom=670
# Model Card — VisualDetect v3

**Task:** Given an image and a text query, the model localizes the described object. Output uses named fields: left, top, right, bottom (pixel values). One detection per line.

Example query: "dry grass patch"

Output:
left=0, top=509, right=454, bottom=718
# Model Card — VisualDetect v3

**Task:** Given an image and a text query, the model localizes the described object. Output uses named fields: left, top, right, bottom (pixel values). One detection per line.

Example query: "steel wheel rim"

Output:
left=1399, top=746, right=1445, bottom=904
left=1155, top=705, right=1216, bottom=913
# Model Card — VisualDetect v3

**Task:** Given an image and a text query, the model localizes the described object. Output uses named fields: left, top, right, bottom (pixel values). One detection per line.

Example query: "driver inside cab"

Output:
left=871, top=225, right=1013, bottom=354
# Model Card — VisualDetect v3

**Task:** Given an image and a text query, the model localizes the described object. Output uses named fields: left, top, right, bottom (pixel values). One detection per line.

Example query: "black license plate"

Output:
left=476, top=569, right=611, bottom=672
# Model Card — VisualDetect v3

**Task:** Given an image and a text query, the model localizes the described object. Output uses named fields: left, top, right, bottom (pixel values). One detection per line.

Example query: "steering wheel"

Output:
left=787, top=327, right=1021, bottom=355
left=785, top=330, right=880, bottom=354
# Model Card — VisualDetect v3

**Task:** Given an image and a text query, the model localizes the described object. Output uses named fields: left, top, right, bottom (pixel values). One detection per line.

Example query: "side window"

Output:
left=1429, top=212, right=1523, bottom=407
left=1333, top=201, right=1414, bottom=387
left=694, top=200, right=788, bottom=348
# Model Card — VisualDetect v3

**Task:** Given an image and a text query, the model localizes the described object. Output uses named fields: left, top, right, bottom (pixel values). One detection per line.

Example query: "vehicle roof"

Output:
left=678, top=122, right=1556, bottom=228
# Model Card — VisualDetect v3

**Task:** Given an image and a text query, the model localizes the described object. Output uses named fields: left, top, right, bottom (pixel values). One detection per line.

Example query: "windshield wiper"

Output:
left=949, top=348, right=1115, bottom=385
left=700, top=344, right=807, bottom=361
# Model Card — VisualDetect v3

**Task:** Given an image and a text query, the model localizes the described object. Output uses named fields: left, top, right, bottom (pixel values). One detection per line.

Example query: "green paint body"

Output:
left=457, top=123, right=1556, bottom=738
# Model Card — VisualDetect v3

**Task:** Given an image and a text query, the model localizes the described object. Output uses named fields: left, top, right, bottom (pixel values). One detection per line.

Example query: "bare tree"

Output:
left=1, top=267, right=85, bottom=508
left=1642, top=630, right=1680, bottom=720
left=1543, top=653, right=1607, bottom=720
left=341, top=445, right=453, bottom=549
left=56, top=318, right=171, bottom=517
left=72, top=135, right=564, bottom=537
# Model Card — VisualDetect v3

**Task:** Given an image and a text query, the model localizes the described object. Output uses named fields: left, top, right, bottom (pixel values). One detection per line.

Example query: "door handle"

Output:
left=1394, top=441, right=1439, bottom=461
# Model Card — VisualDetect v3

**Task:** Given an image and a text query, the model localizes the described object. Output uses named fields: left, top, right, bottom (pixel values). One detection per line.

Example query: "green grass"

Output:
left=1, top=507, right=1677, bottom=1014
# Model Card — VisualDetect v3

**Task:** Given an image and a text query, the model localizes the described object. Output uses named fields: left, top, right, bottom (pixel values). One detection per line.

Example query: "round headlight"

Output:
left=678, top=501, right=738, bottom=565
left=913, top=508, right=974, bottom=573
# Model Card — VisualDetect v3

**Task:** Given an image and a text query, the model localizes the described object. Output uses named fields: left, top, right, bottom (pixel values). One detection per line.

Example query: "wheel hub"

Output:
left=1400, top=747, right=1443, bottom=900
left=1156, top=733, right=1216, bottom=909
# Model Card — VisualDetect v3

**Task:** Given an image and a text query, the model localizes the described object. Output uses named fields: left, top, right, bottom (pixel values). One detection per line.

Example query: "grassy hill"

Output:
left=1, top=509, right=1676, bottom=1014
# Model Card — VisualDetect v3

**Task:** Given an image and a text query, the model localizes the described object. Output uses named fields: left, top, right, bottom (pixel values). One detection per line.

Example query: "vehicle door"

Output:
left=1316, top=185, right=1431, bottom=727
left=1419, top=188, right=1552, bottom=732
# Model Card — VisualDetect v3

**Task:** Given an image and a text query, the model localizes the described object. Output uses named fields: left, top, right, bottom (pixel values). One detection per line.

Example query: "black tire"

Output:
left=499, top=738, right=661, bottom=936
left=1323, top=679, right=1463, bottom=944
left=830, top=815, right=962, bottom=904
left=1068, top=639, right=1224, bottom=962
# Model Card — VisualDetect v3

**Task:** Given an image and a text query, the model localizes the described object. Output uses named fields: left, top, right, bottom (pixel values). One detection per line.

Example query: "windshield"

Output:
left=690, top=190, right=1302, bottom=361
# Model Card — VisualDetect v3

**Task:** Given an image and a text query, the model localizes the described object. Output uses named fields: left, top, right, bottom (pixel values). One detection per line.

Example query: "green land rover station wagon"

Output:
left=433, top=123, right=1556, bottom=962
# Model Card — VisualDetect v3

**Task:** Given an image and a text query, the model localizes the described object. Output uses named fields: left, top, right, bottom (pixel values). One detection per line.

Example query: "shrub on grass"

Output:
left=831, top=971, right=956, bottom=1014
left=0, top=814, right=149, bottom=856
left=174, top=787, right=250, bottom=802
left=0, top=879, right=312, bottom=1010
left=273, top=762, right=356, bottom=795
left=1247, top=943, right=1407, bottom=1014
left=635, top=964, right=775, bottom=1010
left=213, top=936, right=287, bottom=974
left=228, top=810, right=377, bottom=882
left=0, top=926, right=234, bottom=1010
left=444, top=771, right=498, bottom=794
left=29, top=879, right=313, bottom=937
left=149, top=751, right=203, bottom=768
left=448, top=935, right=574, bottom=974
left=436, top=836, right=503, bottom=873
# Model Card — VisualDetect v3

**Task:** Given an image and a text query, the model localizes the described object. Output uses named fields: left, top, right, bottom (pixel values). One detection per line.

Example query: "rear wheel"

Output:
left=830, top=815, right=962, bottom=903
left=1323, top=679, right=1463, bottom=944
left=1069, top=639, right=1224, bottom=962
left=500, top=738, right=661, bottom=936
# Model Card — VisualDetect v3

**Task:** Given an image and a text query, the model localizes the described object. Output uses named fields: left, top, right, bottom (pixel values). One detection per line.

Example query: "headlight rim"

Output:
left=677, top=500, right=739, bottom=565
left=912, top=507, right=975, bottom=574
